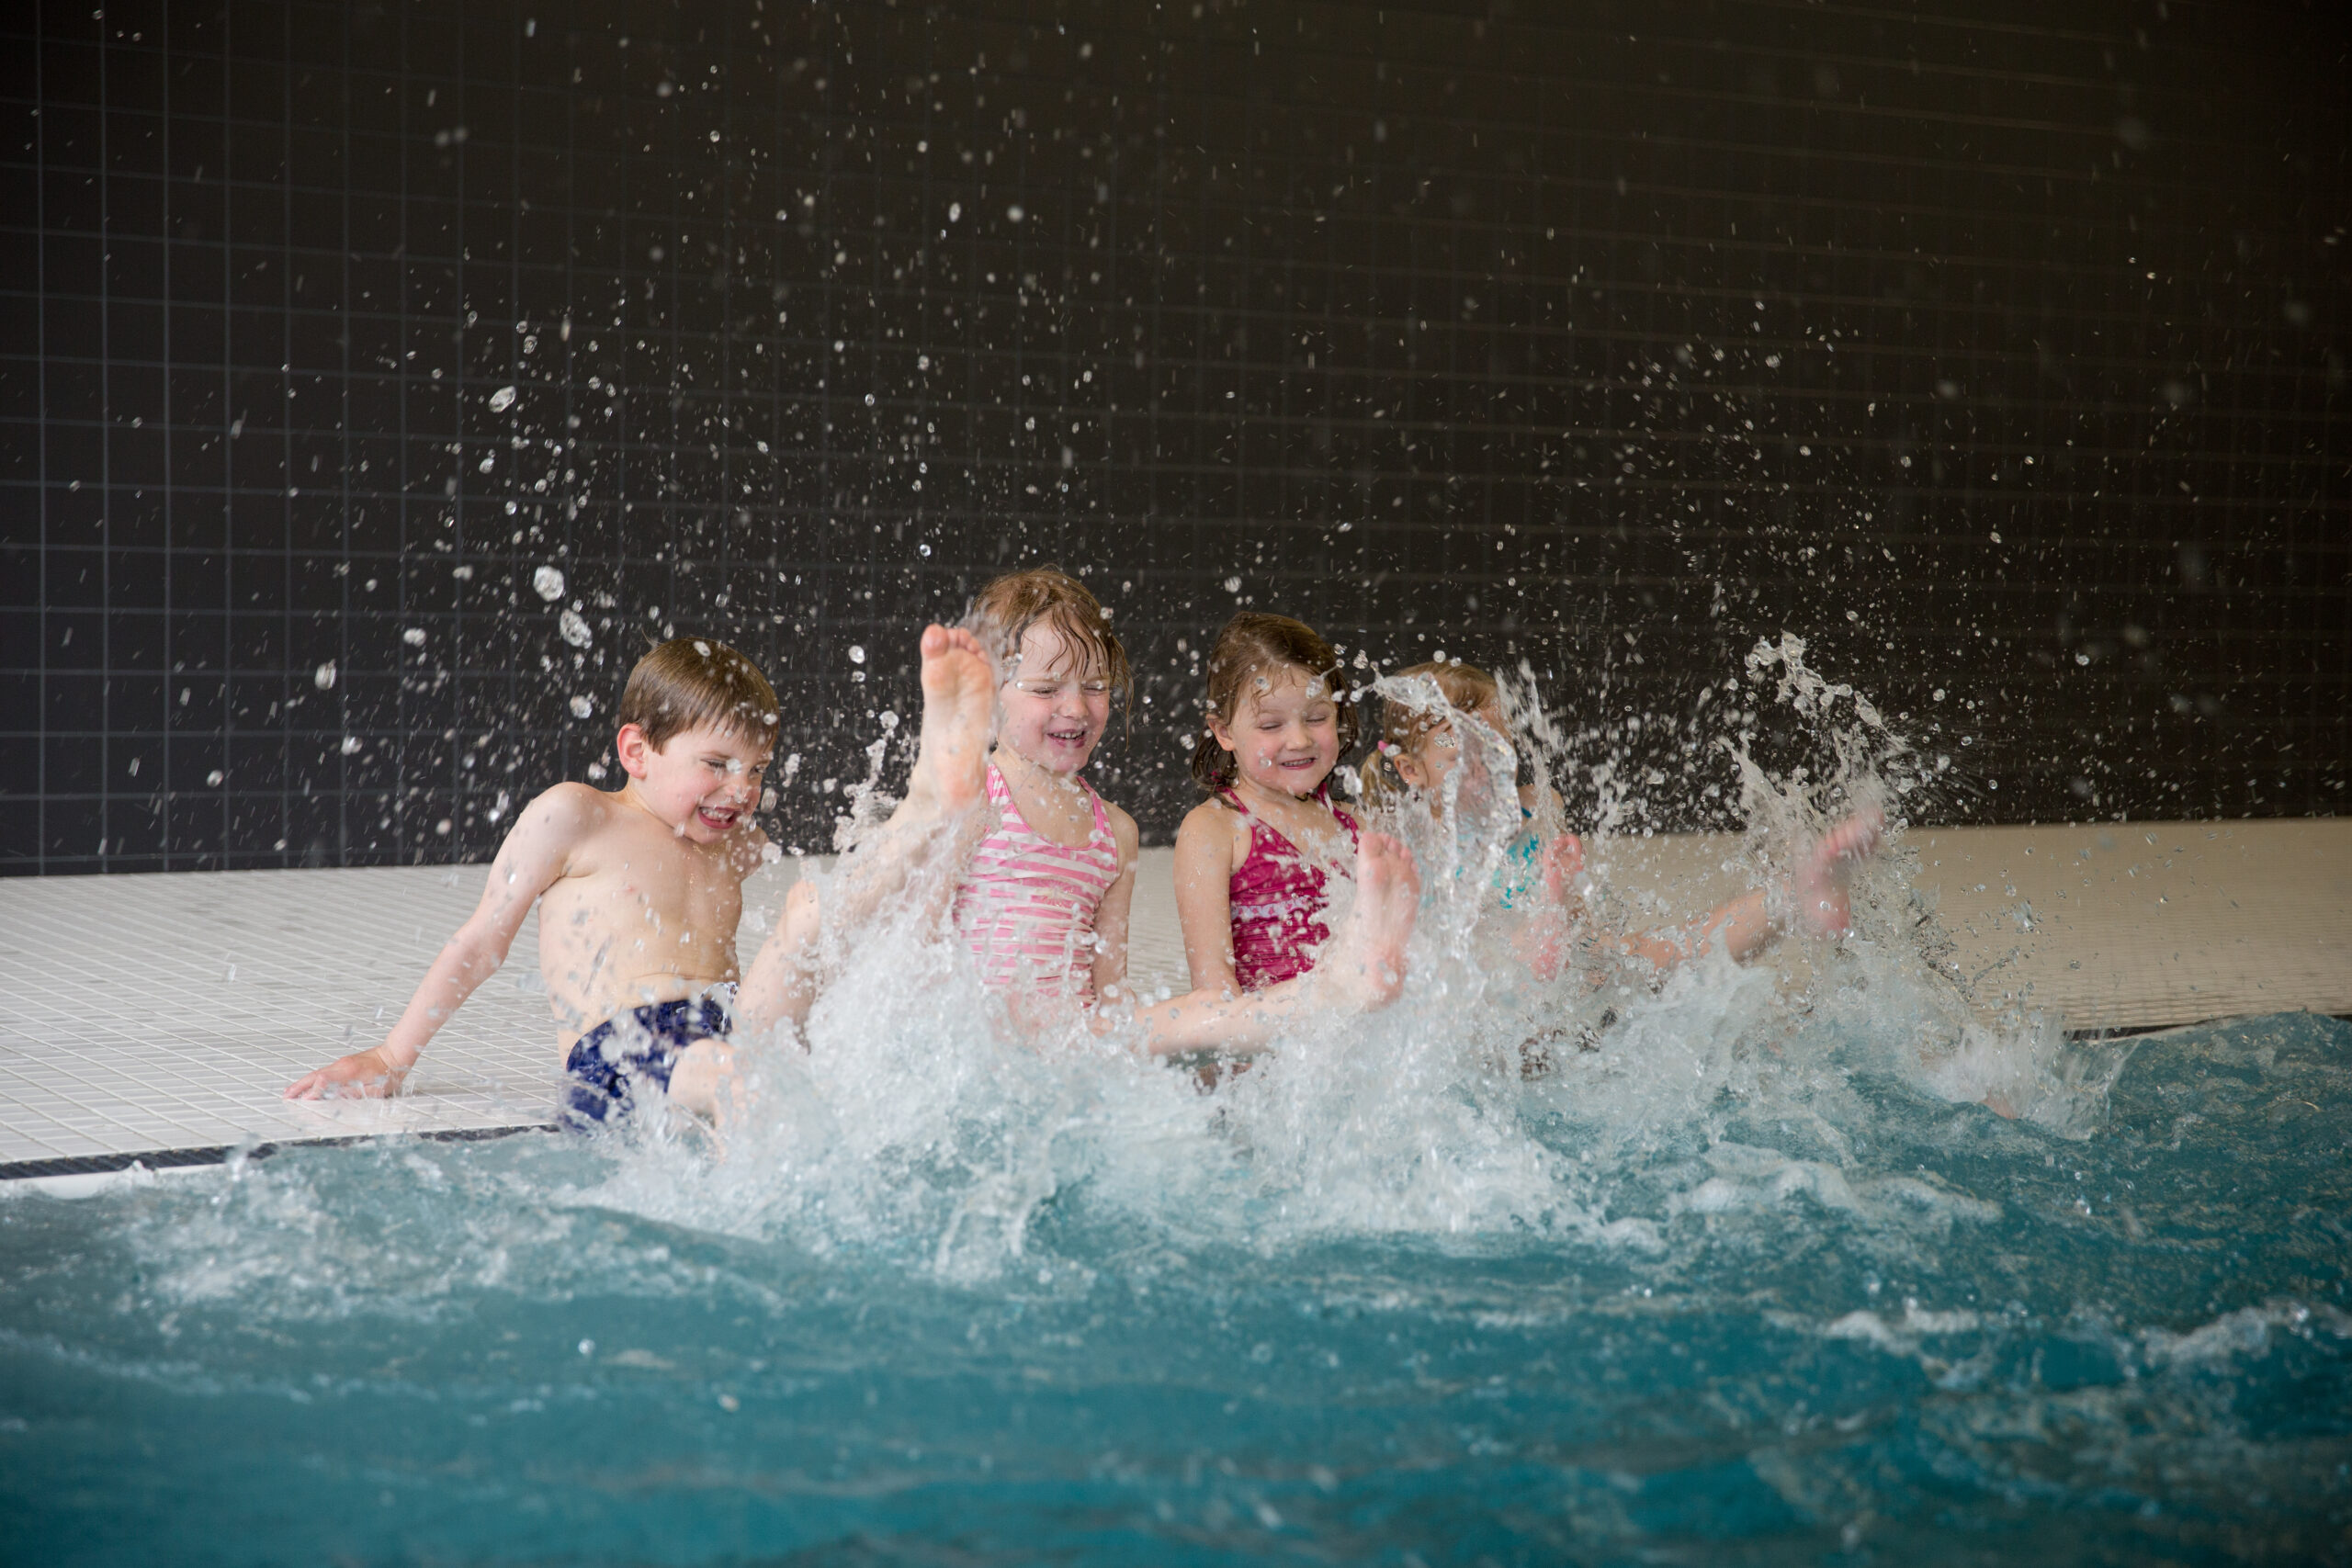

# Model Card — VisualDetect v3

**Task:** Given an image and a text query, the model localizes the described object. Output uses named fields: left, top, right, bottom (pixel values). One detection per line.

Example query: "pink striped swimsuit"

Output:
left=952, top=762, right=1122, bottom=1005
left=1221, top=786, right=1360, bottom=991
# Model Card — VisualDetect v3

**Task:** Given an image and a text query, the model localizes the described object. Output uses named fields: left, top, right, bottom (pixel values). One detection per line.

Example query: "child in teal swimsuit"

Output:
left=1362, top=659, right=1882, bottom=989
left=1361, top=660, right=1566, bottom=912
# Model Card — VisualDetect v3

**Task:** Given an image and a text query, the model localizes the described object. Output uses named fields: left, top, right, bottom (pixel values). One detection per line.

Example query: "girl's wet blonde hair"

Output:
left=967, top=567, right=1132, bottom=705
left=1358, top=659, right=1502, bottom=803
left=1189, top=612, right=1359, bottom=793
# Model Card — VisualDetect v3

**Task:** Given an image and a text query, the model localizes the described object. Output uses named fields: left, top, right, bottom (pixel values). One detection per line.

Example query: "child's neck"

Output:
left=615, top=780, right=688, bottom=837
left=1230, top=767, right=1328, bottom=817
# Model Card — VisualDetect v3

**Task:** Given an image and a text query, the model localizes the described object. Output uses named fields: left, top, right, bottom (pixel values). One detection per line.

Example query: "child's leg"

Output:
left=664, top=1037, right=738, bottom=1122
left=1129, top=833, right=1422, bottom=1057
left=1614, top=807, right=1883, bottom=976
left=736, top=625, right=996, bottom=1037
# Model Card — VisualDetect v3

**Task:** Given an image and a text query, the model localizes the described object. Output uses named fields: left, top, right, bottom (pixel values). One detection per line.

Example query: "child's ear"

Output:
left=614, top=723, right=656, bottom=780
left=1393, top=749, right=1430, bottom=790
left=1204, top=712, right=1238, bottom=755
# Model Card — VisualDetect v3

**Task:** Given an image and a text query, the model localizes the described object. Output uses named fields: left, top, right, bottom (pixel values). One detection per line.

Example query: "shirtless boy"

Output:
left=284, top=637, right=779, bottom=1127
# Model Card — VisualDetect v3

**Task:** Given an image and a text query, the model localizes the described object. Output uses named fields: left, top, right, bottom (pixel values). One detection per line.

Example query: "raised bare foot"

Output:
left=1317, top=832, right=1422, bottom=1009
left=1792, top=806, right=1884, bottom=937
left=906, top=624, right=995, bottom=814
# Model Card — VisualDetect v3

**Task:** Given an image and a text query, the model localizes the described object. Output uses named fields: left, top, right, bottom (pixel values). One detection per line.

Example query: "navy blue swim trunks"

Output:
left=561, top=990, right=734, bottom=1128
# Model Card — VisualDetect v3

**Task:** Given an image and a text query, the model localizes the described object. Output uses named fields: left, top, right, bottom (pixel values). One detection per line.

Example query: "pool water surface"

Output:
left=2, top=998, right=2345, bottom=1566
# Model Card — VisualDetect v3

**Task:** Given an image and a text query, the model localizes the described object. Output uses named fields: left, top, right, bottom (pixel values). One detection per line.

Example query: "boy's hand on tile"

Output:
left=283, top=1046, right=408, bottom=1100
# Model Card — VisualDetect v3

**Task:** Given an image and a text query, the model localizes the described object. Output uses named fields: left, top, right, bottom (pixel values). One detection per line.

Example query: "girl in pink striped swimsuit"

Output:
left=1174, top=614, right=1366, bottom=998
left=949, top=570, right=1142, bottom=1010
left=952, top=756, right=1125, bottom=1004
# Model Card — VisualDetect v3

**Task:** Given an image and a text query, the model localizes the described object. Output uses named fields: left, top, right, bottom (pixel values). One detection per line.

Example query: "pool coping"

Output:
left=0, top=1121, right=559, bottom=1183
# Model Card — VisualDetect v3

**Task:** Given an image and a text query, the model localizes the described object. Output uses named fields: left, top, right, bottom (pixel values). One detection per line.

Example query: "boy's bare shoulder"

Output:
left=529, top=780, right=617, bottom=826
left=505, top=782, right=628, bottom=861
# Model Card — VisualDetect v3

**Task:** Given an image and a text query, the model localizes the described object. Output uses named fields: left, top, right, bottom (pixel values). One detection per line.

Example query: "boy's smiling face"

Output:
left=616, top=720, right=773, bottom=842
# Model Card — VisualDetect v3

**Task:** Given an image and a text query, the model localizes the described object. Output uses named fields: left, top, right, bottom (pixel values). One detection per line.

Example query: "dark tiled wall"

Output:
left=4, top=0, right=2346, bottom=874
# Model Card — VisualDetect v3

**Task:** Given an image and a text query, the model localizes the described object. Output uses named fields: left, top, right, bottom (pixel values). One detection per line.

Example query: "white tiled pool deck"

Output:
left=2, top=819, right=2344, bottom=1180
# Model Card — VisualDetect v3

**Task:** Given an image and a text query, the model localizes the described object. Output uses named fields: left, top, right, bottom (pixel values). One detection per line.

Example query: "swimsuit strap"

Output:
left=1080, top=771, right=1113, bottom=844
left=1219, top=784, right=1355, bottom=852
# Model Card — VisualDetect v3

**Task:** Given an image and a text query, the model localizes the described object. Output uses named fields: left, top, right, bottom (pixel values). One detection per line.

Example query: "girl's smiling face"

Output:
left=1211, top=663, right=1343, bottom=799
left=996, top=621, right=1111, bottom=775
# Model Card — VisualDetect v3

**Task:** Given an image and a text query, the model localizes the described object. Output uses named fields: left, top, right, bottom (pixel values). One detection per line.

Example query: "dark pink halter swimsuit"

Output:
left=1220, top=786, right=1361, bottom=990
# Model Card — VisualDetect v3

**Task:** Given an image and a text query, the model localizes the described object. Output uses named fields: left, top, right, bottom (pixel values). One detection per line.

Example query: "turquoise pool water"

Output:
left=3, top=998, right=2346, bottom=1565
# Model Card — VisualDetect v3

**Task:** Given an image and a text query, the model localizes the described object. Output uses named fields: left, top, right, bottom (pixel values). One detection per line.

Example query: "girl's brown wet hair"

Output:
left=616, top=637, right=781, bottom=750
left=967, top=566, right=1132, bottom=704
left=1358, top=659, right=1501, bottom=802
left=1188, top=612, right=1360, bottom=792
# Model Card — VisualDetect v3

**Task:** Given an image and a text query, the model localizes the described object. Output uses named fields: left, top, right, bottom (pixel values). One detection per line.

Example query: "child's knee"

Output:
left=666, top=1037, right=736, bottom=1116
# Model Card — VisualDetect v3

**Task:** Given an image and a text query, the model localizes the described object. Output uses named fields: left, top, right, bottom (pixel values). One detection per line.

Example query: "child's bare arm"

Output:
left=1172, top=802, right=1241, bottom=997
left=1090, top=807, right=1140, bottom=1002
left=284, top=785, right=601, bottom=1098
left=1131, top=831, right=1419, bottom=1058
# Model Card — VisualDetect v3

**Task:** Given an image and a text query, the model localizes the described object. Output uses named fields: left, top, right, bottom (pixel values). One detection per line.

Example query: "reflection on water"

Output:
left=3, top=659, right=2345, bottom=1563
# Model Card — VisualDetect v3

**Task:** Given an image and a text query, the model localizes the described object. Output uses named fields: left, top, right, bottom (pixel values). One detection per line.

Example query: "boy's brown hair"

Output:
left=1189, top=612, right=1360, bottom=792
left=616, top=637, right=781, bottom=750
left=967, top=567, right=1132, bottom=704
left=1359, top=659, right=1501, bottom=802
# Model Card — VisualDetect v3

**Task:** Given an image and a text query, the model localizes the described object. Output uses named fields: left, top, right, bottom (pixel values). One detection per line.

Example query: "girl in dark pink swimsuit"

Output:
left=1174, top=613, right=1368, bottom=998
left=1217, top=783, right=1360, bottom=988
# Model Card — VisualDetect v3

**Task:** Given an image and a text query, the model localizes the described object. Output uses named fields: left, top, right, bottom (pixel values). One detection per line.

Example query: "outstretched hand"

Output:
left=283, top=1045, right=408, bottom=1100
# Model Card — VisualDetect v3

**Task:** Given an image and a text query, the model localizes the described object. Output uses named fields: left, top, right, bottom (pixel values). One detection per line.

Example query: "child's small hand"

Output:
left=1506, top=833, right=1587, bottom=983
left=1540, top=832, right=1585, bottom=904
left=283, top=1046, right=408, bottom=1100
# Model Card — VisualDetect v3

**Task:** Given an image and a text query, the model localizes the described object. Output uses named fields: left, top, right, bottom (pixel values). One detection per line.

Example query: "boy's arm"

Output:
left=284, top=785, right=599, bottom=1098
left=1089, top=808, right=1140, bottom=1003
left=1171, top=803, right=1242, bottom=997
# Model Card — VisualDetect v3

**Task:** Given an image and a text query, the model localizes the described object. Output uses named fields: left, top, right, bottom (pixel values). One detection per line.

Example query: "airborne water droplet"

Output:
left=488, top=384, right=516, bottom=412
left=533, top=565, right=567, bottom=602
left=560, top=609, right=594, bottom=648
